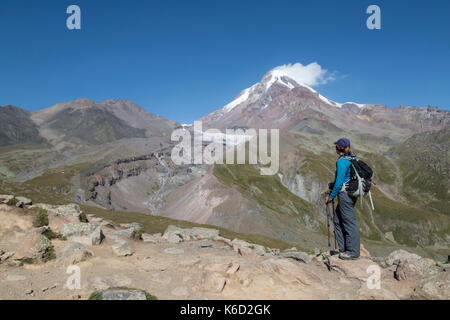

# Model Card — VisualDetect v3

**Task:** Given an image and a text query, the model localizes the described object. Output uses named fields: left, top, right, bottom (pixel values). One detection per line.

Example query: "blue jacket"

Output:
left=330, top=154, right=354, bottom=199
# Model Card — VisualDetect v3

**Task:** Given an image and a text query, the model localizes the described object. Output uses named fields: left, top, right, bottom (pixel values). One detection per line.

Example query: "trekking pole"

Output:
left=332, top=199, right=337, bottom=251
left=326, top=195, right=331, bottom=250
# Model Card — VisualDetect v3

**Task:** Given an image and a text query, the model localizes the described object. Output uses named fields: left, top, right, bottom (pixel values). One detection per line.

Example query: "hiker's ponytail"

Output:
left=344, top=146, right=351, bottom=155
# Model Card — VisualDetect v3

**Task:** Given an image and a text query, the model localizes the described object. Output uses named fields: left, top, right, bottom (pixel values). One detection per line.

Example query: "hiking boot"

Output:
left=339, top=252, right=359, bottom=260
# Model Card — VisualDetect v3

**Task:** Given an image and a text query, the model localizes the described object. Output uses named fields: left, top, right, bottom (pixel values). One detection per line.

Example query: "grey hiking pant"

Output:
left=333, top=192, right=360, bottom=257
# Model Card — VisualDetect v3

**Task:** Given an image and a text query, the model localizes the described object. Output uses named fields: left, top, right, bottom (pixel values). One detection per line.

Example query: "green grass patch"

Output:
left=33, top=208, right=49, bottom=227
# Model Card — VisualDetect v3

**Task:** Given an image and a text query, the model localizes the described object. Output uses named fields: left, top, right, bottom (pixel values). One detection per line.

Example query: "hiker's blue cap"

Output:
left=334, top=138, right=351, bottom=148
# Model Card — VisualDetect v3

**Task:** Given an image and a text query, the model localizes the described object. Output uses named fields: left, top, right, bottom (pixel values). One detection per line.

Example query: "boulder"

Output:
left=163, top=225, right=191, bottom=241
left=94, top=289, right=148, bottom=300
left=167, top=232, right=182, bottom=244
left=54, top=204, right=83, bottom=219
left=0, top=195, right=14, bottom=204
left=15, top=196, right=32, bottom=207
left=114, top=228, right=139, bottom=239
left=213, top=235, right=233, bottom=246
left=191, top=227, right=220, bottom=240
left=384, top=250, right=435, bottom=274
left=419, top=273, right=450, bottom=300
left=57, top=242, right=93, bottom=266
left=280, top=251, right=311, bottom=264
left=48, top=211, right=79, bottom=233
left=112, top=239, right=134, bottom=257
left=60, top=223, right=104, bottom=245
left=232, top=239, right=267, bottom=256
left=14, top=227, right=53, bottom=262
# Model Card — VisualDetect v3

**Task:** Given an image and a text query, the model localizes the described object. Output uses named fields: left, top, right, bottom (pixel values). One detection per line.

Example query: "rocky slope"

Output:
left=0, top=196, right=448, bottom=300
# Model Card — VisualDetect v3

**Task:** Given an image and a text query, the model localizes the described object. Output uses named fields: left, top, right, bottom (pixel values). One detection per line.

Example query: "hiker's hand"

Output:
left=325, top=196, right=331, bottom=204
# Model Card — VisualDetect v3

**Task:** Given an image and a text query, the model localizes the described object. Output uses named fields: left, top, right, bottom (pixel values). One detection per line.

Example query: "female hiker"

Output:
left=325, top=138, right=360, bottom=260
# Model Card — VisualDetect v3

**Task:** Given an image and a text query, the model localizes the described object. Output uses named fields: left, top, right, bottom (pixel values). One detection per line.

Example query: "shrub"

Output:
left=79, top=212, right=88, bottom=223
left=88, top=291, right=103, bottom=300
left=132, top=230, right=143, bottom=240
left=6, top=197, right=18, bottom=206
left=42, top=246, right=56, bottom=262
left=33, top=208, right=49, bottom=227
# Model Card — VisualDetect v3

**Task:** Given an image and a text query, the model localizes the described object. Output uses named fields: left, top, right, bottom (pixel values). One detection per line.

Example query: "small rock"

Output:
left=164, top=247, right=184, bottom=255
left=384, top=231, right=396, bottom=243
left=199, top=242, right=213, bottom=248
left=280, top=251, right=312, bottom=264
left=57, top=242, right=93, bottom=266
left=167, top=232, right=183, bottom=244
left=97, top=289, right=148, bottom=300
left=60, top=223, right=104, bottom=245
left=112, top=239, right=134, bottom=257
left=226, top=263, right=240, bottom=274
left=0, top=194, right=14, bottom=204
left=24, top=289, right=33, bottom=295
left=16, top=196, right=32, bottom=207
left=394, top=259, right=409, bottom=281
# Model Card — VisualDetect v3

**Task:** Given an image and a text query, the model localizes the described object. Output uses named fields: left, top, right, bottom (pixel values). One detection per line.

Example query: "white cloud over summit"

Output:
left=270, top=62, right=335, bottom=87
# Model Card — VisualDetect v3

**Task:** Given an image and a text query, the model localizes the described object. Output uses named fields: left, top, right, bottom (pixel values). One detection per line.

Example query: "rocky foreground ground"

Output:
left=0, top=195, right=448, bottom=300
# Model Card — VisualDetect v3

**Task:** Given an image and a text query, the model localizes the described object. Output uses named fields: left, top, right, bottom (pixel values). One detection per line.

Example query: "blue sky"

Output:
left=0, top=0, right=449, bottom=123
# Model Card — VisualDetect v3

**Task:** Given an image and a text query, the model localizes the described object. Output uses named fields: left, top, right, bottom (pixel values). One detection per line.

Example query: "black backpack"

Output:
left=342, top=155, right=375, bottom=209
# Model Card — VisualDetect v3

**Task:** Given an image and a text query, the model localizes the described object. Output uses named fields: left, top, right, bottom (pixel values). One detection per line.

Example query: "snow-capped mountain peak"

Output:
left=220, top=63, right=365, bottom=114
